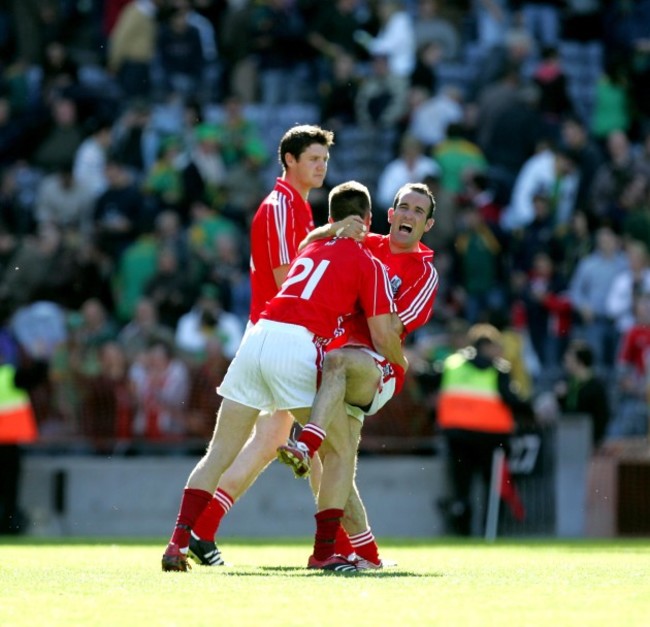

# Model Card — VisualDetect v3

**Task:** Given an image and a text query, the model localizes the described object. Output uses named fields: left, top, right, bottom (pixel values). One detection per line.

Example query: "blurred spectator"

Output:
left=532, top=46, right=573, bottom=133
left=605, top=239, right=650, bottom=335
left=154, top=3, right=205, bottom=102
left=93, top=159, right=145, bottom=263
left=249, top=0, right=313, bottom=105
left=39, top=40, right=79, bottom=99
left=590, top=58, right=632, bottom=141
left=129, top=339, right=190, bottom=439
left=185, top=335, right=230, bottom=438
left=112, top=99, right=158, bottom=178
left=306, top=0, right=368, bottom=70
left=414, top=0, right=460, bottom=61
left=552, top=339, right=610, bottom=448
left=0, top=225, right=70, bottom=310
left=213, top=95, right=268, bottom=172
left=509, top=189, right=556, bottom=274
left=187, top=199, right=241, bottom=272
left=408, top=85, right=464, bottom=150
left=559, top=114, right=605, bottom=214
left=355, top=51, right=409, bottom=130
left=0, top=165, right=40, bottom=236
left=112, top=232, right=160, bottom=323
left=568, top=225, right=628, bottom=368
left=142, top=135, right=185, bottom=220
left=11, top=0, right=62, bottom=65
left=72, top=117, right=114, bottom=200
left=435, top=323, right=532, bottom=535
left=77, top=341, right=137, bottom=441
left=502, top=142, right=579, bottom=232
left=117, top=296, right=175, bottom=362
left=474, top=25, right=535, bottom=99
left=217, top=0, right=257, bottom=102
left=34, top=162, right=94, bottom=235
left=182, top=122, right=226, bottom=212
left=608, top=293, right=650, bottom=439
left=590, top=130, right=647, bottom=225
left=479, top=84, right=548, bottom=200
left=354, top=0, right=416, bottom=78
left=376, top=134, right=440, bottom=211
left=175, top=283, right=244, bottom=362
left=0, top=97, right=30, bottom=169
left=318, top=51, right=362, bottom=130
left=204, top=231, right=251, bottom=322
left=144, top=247, right=197, bottom=329
left=30, top=96, right=83, bottom=173
left=433, top=122, right=487, bottom=194
left=472, top=0, right=511, bottom=54
left=108, top=0, right=161, bottom=98
left=452, top=203, right=507, bottom=323
left=185, top=0, right=220, bottom=102
left=409, top=41, right=442, bottom=93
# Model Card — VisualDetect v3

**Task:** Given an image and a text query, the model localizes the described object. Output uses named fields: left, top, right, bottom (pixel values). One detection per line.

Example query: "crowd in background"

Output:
left=1, top=0, right=650, bottom=449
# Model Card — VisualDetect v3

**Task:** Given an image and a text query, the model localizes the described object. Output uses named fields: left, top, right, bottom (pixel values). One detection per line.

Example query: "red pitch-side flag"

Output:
left=500, top=461, right=526, bottom=521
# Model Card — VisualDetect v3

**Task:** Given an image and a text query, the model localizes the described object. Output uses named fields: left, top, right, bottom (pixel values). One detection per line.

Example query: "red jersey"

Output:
left=341, top=232, right=439, bottom=348
left=249, top=178, right=315, bottom=323
left=618, top=324, right=650, bottom=376
left=261, top=237, right=396, bottom=341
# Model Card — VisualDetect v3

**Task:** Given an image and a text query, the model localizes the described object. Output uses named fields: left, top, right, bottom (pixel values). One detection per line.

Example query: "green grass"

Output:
left=1, top=538, right=649, bottom=626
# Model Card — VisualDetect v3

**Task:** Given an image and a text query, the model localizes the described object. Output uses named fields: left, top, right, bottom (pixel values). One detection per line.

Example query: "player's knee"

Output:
left=323, top=350, right=347, bottom=375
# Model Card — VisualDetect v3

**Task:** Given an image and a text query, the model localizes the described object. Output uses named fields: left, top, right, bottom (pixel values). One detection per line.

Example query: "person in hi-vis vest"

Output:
left=0, top=362, right=38, bottom=533
left=436, top=323, right=532, bottom=536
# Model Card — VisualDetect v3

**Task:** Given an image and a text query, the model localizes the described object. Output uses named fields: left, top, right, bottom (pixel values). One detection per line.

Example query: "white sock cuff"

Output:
left=215, top=488, right=234, bottom=512
left=349, top=528, right=374, bottom=547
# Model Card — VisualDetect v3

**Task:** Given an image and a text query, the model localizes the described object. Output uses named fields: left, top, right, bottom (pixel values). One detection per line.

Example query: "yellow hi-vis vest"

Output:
left=437, top=352, right=514, bottom=434
left=0, top=364, right=38, bottom=443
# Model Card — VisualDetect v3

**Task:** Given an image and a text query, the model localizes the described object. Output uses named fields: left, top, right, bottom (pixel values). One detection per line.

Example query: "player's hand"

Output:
left=332, top=216, right=367, bottom=241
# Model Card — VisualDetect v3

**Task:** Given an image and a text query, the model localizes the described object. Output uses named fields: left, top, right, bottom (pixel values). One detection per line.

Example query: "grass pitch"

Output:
left=1, top=538, right=649, bottom=626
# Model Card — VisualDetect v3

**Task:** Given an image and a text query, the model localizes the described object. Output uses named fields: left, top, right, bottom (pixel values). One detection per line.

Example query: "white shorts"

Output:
left=217, top=319, right=324, bottom=413
left=345, top=347, right=397, bottom=423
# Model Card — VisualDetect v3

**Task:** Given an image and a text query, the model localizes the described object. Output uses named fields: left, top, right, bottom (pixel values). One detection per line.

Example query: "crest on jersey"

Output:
left=390, top=275, right=402, bottom=296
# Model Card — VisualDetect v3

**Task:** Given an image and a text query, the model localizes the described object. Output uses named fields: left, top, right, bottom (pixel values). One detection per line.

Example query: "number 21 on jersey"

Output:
left=277, top=258, right=330, bottom=300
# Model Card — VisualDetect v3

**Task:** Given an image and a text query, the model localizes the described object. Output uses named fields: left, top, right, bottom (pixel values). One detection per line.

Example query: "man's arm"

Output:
left=272, top=265, right=290, bottom=288
left=298, top=216, right=366, bottom=252
left=367, top=313, right=408, bottom=371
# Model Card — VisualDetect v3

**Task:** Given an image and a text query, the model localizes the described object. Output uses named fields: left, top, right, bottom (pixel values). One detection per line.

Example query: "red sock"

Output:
left=170, top=488, right=212, bottom=550
left=192, top=488, right=234, bottom=541
left=298, top=424, right=326, bottom=457
left=333, top=525, right=354, bottom=558
left=313, top=508, right=344, bottom=561
left=349, top=528, right=380, bottom=565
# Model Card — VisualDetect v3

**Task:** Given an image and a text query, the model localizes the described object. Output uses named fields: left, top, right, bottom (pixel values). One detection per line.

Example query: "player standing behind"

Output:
left=277, top=183, right=438, bottom=568
left=161, top=180, right=406, bottom=572
left=188, top=125, right=366, bottom=565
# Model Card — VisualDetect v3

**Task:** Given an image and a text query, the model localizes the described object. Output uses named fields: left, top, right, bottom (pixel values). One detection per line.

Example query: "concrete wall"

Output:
left=19, top=455, right=449, bottom=538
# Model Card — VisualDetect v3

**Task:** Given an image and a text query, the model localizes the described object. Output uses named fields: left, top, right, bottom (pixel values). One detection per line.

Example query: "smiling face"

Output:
left=387, top=189, right=435, bottom=252
left=285, top=143, right=330, bottom=198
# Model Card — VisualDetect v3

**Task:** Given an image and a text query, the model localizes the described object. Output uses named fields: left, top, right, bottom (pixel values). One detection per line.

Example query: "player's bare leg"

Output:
left=277, top=348, right=380, bottom=477
left=220, top=411, right=295, bottom=499
left=163, top=399, right=262, bottom=571
left=307, top=395, right=360, bottom=571
left=190, top=410, right=323, bottom=566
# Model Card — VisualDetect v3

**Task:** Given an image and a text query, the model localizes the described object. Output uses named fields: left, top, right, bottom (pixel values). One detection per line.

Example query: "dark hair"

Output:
left=328, top=181, right=371, bottom=221
left=392, top=182, right=436, bottom=218
left=568, top=339, right=593, bottom=368
left=278, top=125, right=334, bottom=170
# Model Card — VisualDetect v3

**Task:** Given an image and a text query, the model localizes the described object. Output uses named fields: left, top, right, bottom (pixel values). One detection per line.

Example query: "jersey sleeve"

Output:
left=397, top=262, right=439, bottom=334
left=358, top=253, right=396, bottom=318
left=265, top=195, right=300, bottom=269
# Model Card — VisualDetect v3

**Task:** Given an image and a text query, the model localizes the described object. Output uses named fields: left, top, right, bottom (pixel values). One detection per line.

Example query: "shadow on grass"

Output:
left=206, top=566, right=443, bottom=578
